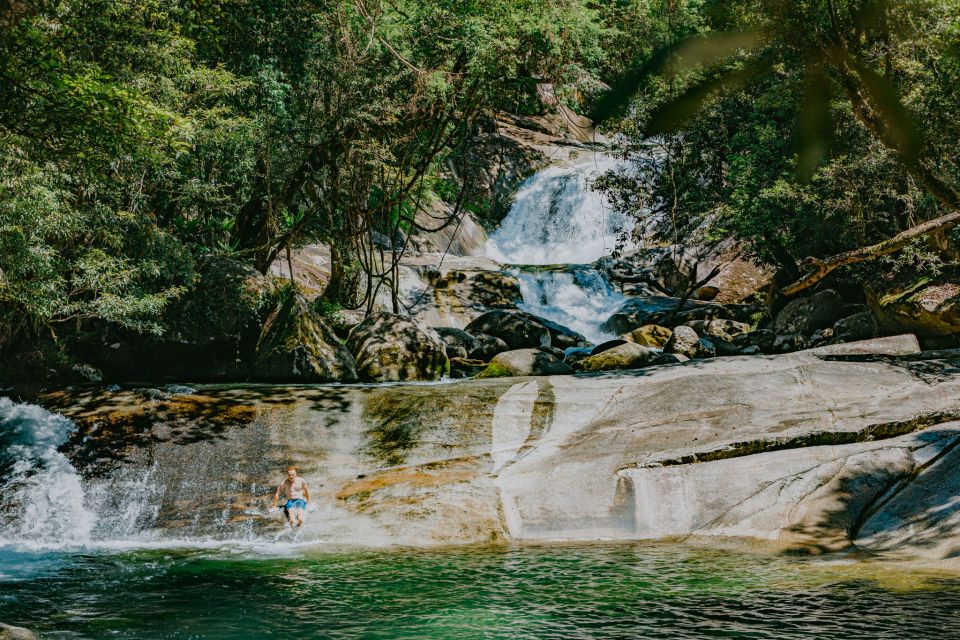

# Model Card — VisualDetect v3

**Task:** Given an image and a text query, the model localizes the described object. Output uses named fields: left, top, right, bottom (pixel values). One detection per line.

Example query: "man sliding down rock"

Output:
left=271, top=466, right=311, bottom=527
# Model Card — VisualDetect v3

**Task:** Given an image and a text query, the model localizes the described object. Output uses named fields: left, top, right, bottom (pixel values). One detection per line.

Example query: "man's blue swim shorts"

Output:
left=284, top=499, right=307, bottom=511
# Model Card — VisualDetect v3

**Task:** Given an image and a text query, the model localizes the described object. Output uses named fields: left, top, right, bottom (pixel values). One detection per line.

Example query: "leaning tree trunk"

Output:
left=323, top=236, right=364, bottom=310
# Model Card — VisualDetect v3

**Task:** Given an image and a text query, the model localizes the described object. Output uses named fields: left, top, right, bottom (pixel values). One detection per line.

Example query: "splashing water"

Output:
left=486, top=154, right=630, bottom=265
left=486, top=154, right=632, bottom=341
left=0, top=398, right=95, bottom=548
left=512, top=267, right=625, bottom=343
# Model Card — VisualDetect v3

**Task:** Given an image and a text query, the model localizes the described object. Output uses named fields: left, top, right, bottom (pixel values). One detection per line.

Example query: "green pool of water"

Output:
left=1, top=542, right=958, bottom=639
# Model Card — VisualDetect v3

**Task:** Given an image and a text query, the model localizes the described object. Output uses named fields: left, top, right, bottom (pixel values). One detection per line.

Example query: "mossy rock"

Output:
left=866, top=271, right=960, bottom=338
left=254, top=289, right=358, bottom=382
left=621, top=324, right=672, bottom=349
left=347, top=312, right=449, bottom=382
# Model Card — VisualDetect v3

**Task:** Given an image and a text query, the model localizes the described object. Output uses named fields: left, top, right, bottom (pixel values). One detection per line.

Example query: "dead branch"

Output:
left=781, top=209, right=960, bottom=296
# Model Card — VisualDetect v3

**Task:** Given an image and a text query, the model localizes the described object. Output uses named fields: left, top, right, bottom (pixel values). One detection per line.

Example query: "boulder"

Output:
left=468, top=333, right=510, bottom=361
left=773, top=289, right=845, bottom=336
left=165, top=255, right=275, bottom=347
left=347, top=312, right=449, bottom=382
left=0, top=623, right=37, bottom=640
left=477, top=349, right=573, bottom=378
left=621, top=325, right=672, bottom=349
left=578, top=343, right=659, bottom=373
left=590, top=339, right=628, bottom=356
left=254, top=291, right=358, bottom=382
left=465, top=310, right=551, bottom=350
left=534, top=316, right=591, bottom=350
left=463, top=310, right=586, bottom=351
left=664, top=325, right=702, bottom=359
left=833, top=311, right=878, bottom=342
left=808, top=334, right=921, bottom=357
left=434, top=327, right=480, bottom=360
left=866, top=274, right=960, bottom=338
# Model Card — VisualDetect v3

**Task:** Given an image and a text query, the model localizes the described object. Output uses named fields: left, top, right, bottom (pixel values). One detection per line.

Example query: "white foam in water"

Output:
left=486, top=153, right=632, bottom=341
left=513, top=268, right=625, bottom=344
left=486, top=154, right=630, bottom=265
left=0, top=398, right=96, bottom=549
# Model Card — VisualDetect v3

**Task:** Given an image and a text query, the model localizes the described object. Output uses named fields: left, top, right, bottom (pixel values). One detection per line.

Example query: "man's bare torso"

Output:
left=279, top=477, right=306, bottom=501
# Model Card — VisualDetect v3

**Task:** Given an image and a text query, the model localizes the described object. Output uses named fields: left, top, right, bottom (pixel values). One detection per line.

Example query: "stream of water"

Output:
left=486, top=154, right=632, bottom=342
left=3, top=156, right=959, bottom=637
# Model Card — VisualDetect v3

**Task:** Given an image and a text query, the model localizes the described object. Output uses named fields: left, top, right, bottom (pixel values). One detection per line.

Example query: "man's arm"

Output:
left=302, top=481, right=311, bottom=503
left=272, top=483, right=283, bottom=507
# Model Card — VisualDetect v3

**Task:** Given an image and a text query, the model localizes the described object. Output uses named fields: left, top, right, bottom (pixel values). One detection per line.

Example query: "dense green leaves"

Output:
left=0, top=0, right=649, bottom=346
left=596, top=0, right=960, bottom=282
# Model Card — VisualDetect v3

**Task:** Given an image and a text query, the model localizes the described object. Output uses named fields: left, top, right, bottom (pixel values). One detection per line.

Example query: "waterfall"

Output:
left=486, top=155, right=628, bottom=265
left=511, top=267, right=625, bottom=344
left=486, top=153, right=631, bottom=342
left=0, top=398, right=95, bottom=548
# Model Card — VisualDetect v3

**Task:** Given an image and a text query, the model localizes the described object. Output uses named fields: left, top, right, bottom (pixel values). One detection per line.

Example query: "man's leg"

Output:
left=295, top=506, right=304, bottom=526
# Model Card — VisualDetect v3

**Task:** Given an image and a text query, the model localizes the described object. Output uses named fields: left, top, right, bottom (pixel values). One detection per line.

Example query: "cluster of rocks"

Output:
left=337, top=280, right=955, bottom=380
left=16, top=249, right=957, bottom=386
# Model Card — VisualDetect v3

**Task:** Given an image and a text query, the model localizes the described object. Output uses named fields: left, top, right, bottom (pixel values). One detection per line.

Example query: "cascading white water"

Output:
left=486, top=154, right=631, bottom=342
left=512, top=267, right=625, bottom=344
left=486, top=155, right=628, bottom=265
left=0, top=398, right=95, bottom=548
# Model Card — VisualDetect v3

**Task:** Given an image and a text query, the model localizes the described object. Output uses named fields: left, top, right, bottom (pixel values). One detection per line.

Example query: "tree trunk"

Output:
left=324, top=236, right=364, bottom=309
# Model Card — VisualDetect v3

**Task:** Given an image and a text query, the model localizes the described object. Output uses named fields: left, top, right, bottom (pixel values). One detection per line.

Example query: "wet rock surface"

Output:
left=773, top=289, right=846, bottom=336
left=25, top=341, right=960, bottom=560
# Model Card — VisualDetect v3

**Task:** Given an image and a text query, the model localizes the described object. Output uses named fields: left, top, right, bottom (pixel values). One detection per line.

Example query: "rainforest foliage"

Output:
left=0, top=0, right=662, bottom=341
left=594, top=0, right=960, bottom=292
left=0, top=0, right=957, bottom=351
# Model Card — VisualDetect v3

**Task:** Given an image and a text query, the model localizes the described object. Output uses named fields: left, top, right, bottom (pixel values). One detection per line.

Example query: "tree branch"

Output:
left=782, top=209, right=960, bottom=296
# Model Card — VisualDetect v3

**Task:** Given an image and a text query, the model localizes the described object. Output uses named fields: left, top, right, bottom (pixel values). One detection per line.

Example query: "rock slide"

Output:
left=14, top=342, right=960, bottom=562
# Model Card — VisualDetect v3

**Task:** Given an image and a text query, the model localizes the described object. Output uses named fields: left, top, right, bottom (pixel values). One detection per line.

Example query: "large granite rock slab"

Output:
left=24, top=340, right=960, bottom=561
